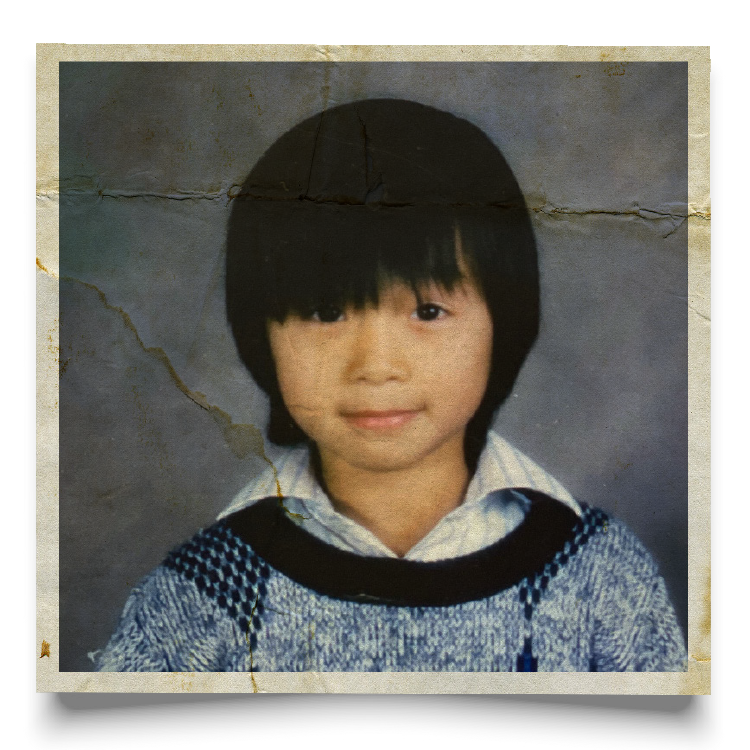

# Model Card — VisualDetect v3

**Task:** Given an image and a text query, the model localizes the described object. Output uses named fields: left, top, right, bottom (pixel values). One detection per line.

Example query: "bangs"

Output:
left=248, top=202, right=470, bottom=321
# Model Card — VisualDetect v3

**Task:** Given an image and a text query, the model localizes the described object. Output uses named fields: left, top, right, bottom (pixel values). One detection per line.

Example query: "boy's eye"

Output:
left=413, top=303, right=446, bottom=321
left=311, top=304, right=345, bottom=323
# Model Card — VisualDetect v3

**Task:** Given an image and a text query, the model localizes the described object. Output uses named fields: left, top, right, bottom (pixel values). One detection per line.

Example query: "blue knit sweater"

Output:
left=95, top=490, right=687, bottom=672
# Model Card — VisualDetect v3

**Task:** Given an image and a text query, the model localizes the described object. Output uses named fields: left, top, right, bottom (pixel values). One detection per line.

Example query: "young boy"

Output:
left=96, top=99, right=687, bottom=672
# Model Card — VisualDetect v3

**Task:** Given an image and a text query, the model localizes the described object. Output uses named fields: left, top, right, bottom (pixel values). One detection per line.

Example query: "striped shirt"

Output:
left=218, top=431, right=581, bottom=562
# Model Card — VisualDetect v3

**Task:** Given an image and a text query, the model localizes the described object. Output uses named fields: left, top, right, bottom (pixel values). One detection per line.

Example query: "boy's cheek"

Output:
left=277, top=382, right=328, bottom=419
left=282, top=400, right=325, bottom=416
left=268, top=322, right=322, bottom=367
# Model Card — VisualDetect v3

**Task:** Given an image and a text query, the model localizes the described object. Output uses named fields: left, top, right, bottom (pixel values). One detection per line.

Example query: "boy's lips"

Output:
left=341, top=409, right=421, bottom=430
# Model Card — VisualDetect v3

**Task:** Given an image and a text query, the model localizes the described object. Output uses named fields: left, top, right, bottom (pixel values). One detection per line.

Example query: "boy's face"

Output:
left=267, top=274, right=493, bottom=475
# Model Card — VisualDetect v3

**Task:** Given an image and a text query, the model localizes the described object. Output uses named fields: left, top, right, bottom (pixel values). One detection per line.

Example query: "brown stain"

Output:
left=40, top=640, right=50, bottom=658
left=277, top=496, right=310, bottom=522
left=603, top=62, right=628, bottom=77
left=174, top=672, right=195, bottom=692
left=56, top=327, right=96, bottom=380
left=45, top=317, right=70, bottom=380
left=36, top=257, right=58, bottom=279
left=244, top=593, right=261, bottom=693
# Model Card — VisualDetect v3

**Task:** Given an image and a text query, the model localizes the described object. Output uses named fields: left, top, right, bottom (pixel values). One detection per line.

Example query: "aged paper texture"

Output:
left=37, top=44, right=710, bottom=694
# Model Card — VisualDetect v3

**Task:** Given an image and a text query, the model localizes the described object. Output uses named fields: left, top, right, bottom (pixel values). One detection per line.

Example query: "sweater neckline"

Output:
left=223, top=489, right=580, bottom=607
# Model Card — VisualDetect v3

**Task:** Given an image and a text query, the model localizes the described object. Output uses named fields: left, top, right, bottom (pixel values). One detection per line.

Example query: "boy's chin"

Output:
left=341, top=451, right=426, bottom=474
left=321, top=434, right=461, bottom=474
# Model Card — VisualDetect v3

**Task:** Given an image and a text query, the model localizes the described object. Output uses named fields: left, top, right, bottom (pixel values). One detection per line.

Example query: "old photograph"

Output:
left=37, top=48, right=709, bottom=691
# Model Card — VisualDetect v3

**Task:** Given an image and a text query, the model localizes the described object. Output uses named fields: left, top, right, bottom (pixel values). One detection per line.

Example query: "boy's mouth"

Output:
left=341, top=409, right=421, bottom=431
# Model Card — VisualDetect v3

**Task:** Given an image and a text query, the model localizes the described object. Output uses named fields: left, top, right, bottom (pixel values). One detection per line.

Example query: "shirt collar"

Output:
left=218, top=430, right=580, bottom=520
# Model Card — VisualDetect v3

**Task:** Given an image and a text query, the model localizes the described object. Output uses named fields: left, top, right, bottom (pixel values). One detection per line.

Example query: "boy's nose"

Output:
left=346, top=313, right=409, bottom=385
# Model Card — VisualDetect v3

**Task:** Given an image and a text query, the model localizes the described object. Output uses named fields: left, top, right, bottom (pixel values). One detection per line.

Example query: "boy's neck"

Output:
left=317, top=434, right=470, bottom=558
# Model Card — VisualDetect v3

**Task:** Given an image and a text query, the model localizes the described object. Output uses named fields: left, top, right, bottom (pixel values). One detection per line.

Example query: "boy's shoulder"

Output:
left=161, top=518, right=272, bottom=616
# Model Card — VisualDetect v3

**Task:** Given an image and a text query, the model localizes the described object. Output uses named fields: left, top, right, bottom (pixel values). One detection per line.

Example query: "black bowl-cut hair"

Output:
left=226, top=98, right=539, bottom=469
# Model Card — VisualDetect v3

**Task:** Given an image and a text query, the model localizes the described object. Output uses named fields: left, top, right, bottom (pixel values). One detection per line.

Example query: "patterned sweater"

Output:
left=95, top=490, right=687, bottom=672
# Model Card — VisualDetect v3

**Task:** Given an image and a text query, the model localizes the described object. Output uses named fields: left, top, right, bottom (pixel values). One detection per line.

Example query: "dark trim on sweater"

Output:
left=223, top=489, right=580, bottom=607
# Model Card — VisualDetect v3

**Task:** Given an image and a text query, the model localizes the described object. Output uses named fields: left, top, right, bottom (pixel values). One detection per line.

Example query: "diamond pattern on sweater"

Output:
left=164, top=522, right=270, bottom=654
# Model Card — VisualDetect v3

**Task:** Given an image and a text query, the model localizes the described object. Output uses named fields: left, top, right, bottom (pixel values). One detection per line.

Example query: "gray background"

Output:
left=59, top=62, right=687, bottom=672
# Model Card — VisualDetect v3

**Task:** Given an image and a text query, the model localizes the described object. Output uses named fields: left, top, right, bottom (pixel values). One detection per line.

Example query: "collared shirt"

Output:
left=218, top=430, right=581, bottom=562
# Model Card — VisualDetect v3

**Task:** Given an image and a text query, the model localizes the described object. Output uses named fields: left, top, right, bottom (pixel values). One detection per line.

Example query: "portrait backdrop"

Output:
left=58, top=61, right=687, bottom=671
